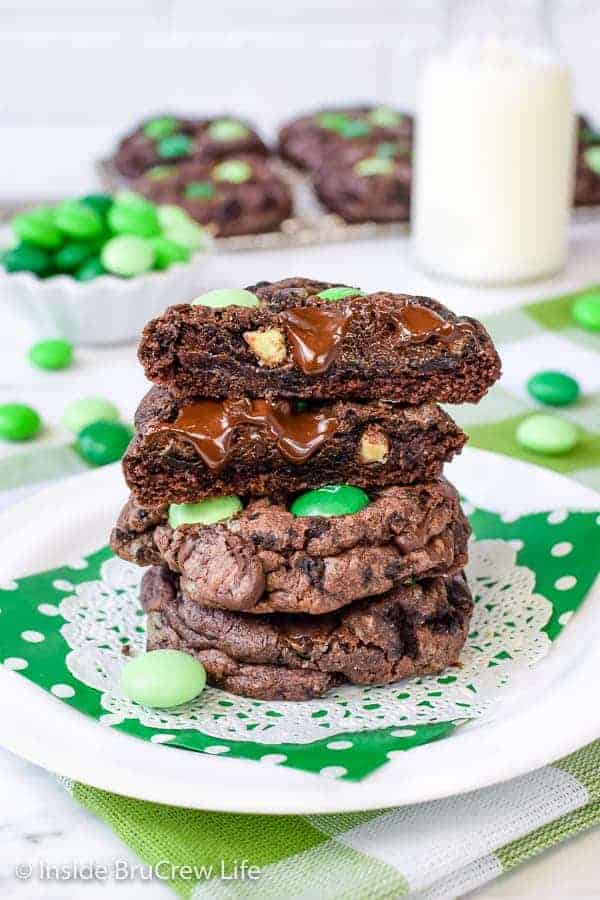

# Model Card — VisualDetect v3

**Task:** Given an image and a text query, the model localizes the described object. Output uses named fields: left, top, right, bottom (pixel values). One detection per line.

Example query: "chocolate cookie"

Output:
left=112, top=479, right=470, bottom=614
left=574, top=115, right=600, bottom=207
left=113, top=114, right=268, bottom=179
left=138, top=277, right=501, bottom=404
left=279, top=106, right=413, bottom=172
left=142, top=566, right=473, bottom=700
left=122, top=388, right=466, bottom=506
left=133, top=156, right=292, bottom=237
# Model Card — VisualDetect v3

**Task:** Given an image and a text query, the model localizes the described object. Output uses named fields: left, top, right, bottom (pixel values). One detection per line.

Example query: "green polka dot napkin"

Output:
left=1, top=285, right=600, bottom=897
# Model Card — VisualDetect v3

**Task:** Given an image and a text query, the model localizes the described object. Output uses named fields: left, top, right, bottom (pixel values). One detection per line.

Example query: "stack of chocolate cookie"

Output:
left=111, top=277, right=501, bottom=701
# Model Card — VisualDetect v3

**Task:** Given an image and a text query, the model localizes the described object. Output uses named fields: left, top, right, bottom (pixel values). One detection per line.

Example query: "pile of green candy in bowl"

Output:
left=0, top=192, right=212, bottom=346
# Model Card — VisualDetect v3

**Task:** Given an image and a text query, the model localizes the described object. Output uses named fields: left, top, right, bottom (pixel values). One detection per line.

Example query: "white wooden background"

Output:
left=0, top=0, right=599, bottom=196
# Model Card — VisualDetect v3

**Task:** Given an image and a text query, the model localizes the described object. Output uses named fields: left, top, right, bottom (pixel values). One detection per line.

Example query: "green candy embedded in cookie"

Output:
left=316, top=112, right=351, bottom=131
left=369, top=106, right=403, bottom=127
left=354, top=157, right=395, bottom=176
left=146, top=165, right=177, bottom=181
left=290, top=485, right=370, bottom=518
left=584, top=146, right=600, bottom=175
left=376, top=141, right=408, bottom=158
left=317, top=286, right=365, bottom=300
left=143, top=116, right=179, bottom=140
left=212, top=159, right=253, bottom=184
left=208, top=119, right=250, bottom=141
left=191, top=288, right=259, bottom=308
left=339, top=119, right=372, bottom=139
left=157, top=134, right=193, bottom=160
left=184, top=181, right=217, bottom=200
left=168, top=496, right=243, bottom=528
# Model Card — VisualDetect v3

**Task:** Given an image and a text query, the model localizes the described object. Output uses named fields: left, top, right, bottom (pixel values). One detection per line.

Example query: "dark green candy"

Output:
left=76, top=420, right=133, bottom=466
left=3, top=244, right=52, bottom=276
left=150, top=237, right=190, bottom=270
left=290, top=485, right=370, bottom=518
left=526, top=371, right=580, bottom=407
left=157, top=134, right=193, bottom=159
left=184, top=181, right=216, bottom=200
left=339, top=120, right=372, bottom=139
left=54, top=242, right=94, bottom=273
left=80, top=194, right=113, bottom=217
left=74, top=257, right=107, bottom=281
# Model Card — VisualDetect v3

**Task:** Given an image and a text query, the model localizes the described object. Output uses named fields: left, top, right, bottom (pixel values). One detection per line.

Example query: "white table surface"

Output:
left=1, top=220, right=599, bottom=898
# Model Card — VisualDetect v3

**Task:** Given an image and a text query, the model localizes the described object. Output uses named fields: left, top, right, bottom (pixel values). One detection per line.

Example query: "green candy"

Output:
left=191, top=288, right=259, bottom=308
left=121, top=649, right=206, bottom=708
left=3, top=244, right=52, bottom=276
left=13, top=208, right=63, bottom=249
left=354, top=156, right=395, bottom=176
left=157, top=204, right=192, bottom=230
left=101, top=235, right=155, bottom=277
left=74, top=257, right=107, bottom=282
left=150, top=237, right=190, bottom=270
left=572, top=289, right=600, bottom=332
left=317, top=286, right=364, bottom=300
left=80, top=194, right=113, bottom=217
left=526, top=371, right=580, bottom=407
left=339, top=120, right=372, bottom=139
left=376, top=141, right=405, bottom=158
left=157, top=134, right=192, bottom=159
left=76, top=420, right=133, bottom=466
left=0, top=403, right=41, bottom=441
left=316, top=112, right=350, bottom=131
left=208, top=118, right=250, bottom=141
left=184, top=181, right=216, bottom=200
left=63, top=396, right=119, bottom=434
left=143, top=116, right=179, bottom=141
left=108, top=201, right=160, bottom=238
left=168, top=496, right=243, bottom=529
left=583, top=146, right=600, bottom=175
left=212, top=159, right=252, bottom=184
left=515, top=414, right=578, bottom=456
left=146, top=165, right=177, bottom=181
left=290, top=485, right=370, bottom=518
left=55, top=201, right=103, bottom=240
left=28, top=339, right=73, bottom=371
left=54, top=241, right=95, bottom=273
left=163, top=222, right=209, bottom=252
left=369, top=106, right=403, bottom=127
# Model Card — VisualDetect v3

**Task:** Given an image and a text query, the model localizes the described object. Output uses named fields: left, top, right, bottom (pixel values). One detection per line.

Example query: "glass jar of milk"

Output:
left=413, top=0, right=575, bottom=285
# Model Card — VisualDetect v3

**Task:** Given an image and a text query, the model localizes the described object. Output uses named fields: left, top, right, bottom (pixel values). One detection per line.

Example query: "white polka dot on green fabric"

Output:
left=260, top=753, right=287, bottom=764
left=150, top=733, right=175, bottom=744
left=555, top=575, right=577, bottom=590
left=500, top=511, right=520, bottom=523
left=52, top=579, right=74, bottom=592
left=559, top=611, right=574, bottom=626
left=38, top=603, right=60, bottom=617
left=21, top=630, right=44, bottom=643
left=547, top=510, right=568, bottom=525
left=386, top=750, right=405, bottom=759
left=3, top=657, right=28, bottom=670
left=204, top=745, right=230, bottom=754
left=0, top=579, right=18, bottom=591
left=390, top=728, right=417, bottom=737
left=551, top=542, right=573, bottom=557
left=320, top=766, right=347, bottom=778
left=509, top=539, right=524, bottom=551
left=51, top=684, right=75, bottom=698
left=326, top=740, right=353, bottom=750
left=67, top=558, right=88, bottom=570
left=99, top=713, right=124, bottom=726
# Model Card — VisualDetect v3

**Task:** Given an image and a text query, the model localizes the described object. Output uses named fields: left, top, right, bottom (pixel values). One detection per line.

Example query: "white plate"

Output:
left=0, top=448, right=598, bottom=814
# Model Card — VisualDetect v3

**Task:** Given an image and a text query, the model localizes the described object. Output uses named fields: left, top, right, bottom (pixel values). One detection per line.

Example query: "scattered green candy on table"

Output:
left=13, top=208, right=63, bottom=249
left=28, top=339, right=73, bottom=371
left=108, top=200, right=160, bottom=238
left=168, top=496, right=243, bottom=529
left=354, top=157, right=395, bottom=176
left=80, top=194, right=113, bottom=217
left=54, top=200, right=103, bottom=240
left=526, top=371, right=580, bottom=407
left=290, top=485, right=370, bottom=518
left=76, top=420, right=133, bottom=466
left=583, top=146, right=600, bottom=175
left=157, top=134, right=192, bottom=159
left=317, top=286, right=364, bottom=300
left=54, top=242, right=94, bottom=273
left=368, top=107, right=403, bottom=127
left=191, top=288, right=259, bottom=308
left=143, top=116, right=179, bottom=141
left=101, top=235, right=155, bottom=277
left=184, top=181, right=216, bottom=200
left=572, top=289, right=600, bottom=332
left=515, top=414, right=579, bottom=456
left=212, top=159, right=252, bottom=184
left=0, top=403, right=41, bottom=441
left=121, top=649, right=206, bottom=708
left=74, top=257, right=106, bottom=282
left=149, top=237, right=190, bottom=270
left=339, top=120, right=372, bottom=139
left=208, top=119, right=250, bottom=141
left=3, top=244, right=52, bottom=276
left=63, top=397, right=119, bottom=434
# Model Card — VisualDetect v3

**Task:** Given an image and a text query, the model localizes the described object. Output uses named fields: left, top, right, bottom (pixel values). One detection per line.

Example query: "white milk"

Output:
left=413, top=39, right=575, bottom=284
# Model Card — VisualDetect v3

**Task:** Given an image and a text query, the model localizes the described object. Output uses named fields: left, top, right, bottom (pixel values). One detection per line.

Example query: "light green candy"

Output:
left=191, top=288, right=259, bottom=308
left=515, top=414, right=579, bottom=456
left=168, top=496, right=243, bottom=528
left=318, top=286, right=364, bottom=300
left=584, top=146, right=600, bottom=175
left=354, top=156, right=395, bottom=176
left=101, top=235, right=155, bottom=276
left=121, top=649, right=206, bottom=708
left=572, top=289, right=600, bottom=332
left=369, top=106, right=403, bottom=127
left=157, top=204, right=193, bottom=230
left=208, top=118, right=250, bottom=141
left=108, top=200, right=160, bottom=238
left=212, top=159, right=252, bottom=184
left=63, top=396, right=119, bottom=434
left=163, top=222, right=210, bottom=252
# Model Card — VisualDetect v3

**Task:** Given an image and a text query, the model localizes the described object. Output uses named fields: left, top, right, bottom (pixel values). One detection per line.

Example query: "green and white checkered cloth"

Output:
left=3, top=285, right=600, bottom=898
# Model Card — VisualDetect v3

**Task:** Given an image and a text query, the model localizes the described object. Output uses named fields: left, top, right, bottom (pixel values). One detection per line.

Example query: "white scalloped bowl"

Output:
left=0, top=248, right=211, bottom=346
